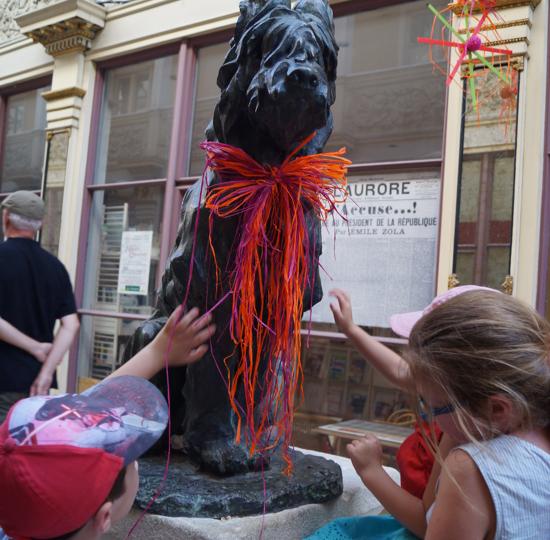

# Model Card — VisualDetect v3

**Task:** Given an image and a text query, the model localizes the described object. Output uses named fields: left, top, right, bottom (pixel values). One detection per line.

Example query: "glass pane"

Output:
left=95, top=55, right=178, bottom=183
left=189, top=43, right=226, bottom=176
left=455, top=250, right=475, bottom=285
left=77, top=314, right=145, bottom=379
left=82, top=185, right=164, bottom=314
left=490, top=155, right=514, bottom=244
left=40, top=131, right=70, bottom=256
left=486, top=246, right=510, bottom=290
left=299, top=336, right=410, bottom=419
left=308, top=170, right=440, bottom=334
left=456, top=158, right=481, bottom=247
left=454, top=68, right=519, bottom=286
left=325, top=1, right=446, bottom=163
left=0, top=86, right=49, bottom=192
left=188, top=2, right=447, bottom=174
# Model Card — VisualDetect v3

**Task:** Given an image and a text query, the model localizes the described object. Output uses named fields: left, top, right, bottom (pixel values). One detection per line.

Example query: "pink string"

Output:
left=126, top=171, right=211, bottom=537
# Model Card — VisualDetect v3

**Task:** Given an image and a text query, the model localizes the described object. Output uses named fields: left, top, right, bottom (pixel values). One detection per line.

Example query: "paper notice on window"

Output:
left=117, top=230, right=153, bottom=296
left=308, top=173, right=440, bottom=328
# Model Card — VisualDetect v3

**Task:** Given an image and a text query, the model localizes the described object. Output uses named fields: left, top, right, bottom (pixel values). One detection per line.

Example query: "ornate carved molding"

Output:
left=448, top=274, right=460, bottom=289
left=25, top=17, right=103, bottom=56
left=501, top=275, right=513, bottom=295
left=16, top=0, right=105, bottom=57
left=457, top=19, right=531, bottom=33
left=0, top=0, right=55, bottom=45
left=450, top=0, right=541, bottom=14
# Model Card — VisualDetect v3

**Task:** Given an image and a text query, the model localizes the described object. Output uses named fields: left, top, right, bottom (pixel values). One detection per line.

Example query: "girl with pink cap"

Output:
left=307, top=285, right=550, bottom=540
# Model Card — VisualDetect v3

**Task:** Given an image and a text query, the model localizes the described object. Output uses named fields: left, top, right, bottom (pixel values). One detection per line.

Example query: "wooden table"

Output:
left=314, top=419, right=414, bottom=455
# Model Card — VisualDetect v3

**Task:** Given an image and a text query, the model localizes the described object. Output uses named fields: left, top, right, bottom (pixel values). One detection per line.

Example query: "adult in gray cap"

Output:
left=0, top=191, right=80, bottom=421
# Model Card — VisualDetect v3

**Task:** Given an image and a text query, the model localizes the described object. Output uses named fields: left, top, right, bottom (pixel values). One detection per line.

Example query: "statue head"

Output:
left=209, top=0, right=338, bottom=161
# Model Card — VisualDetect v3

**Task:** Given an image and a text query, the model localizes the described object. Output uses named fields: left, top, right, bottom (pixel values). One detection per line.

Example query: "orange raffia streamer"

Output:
left=201, top=133, right=349, bottom=472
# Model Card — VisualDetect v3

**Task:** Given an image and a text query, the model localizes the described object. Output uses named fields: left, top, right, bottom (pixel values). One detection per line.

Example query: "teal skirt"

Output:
left=305, top=515, right=420, bottom=540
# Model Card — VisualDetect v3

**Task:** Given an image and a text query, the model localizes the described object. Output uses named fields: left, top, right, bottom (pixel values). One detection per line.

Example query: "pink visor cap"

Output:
left=389, top=285, right=500, bottom=338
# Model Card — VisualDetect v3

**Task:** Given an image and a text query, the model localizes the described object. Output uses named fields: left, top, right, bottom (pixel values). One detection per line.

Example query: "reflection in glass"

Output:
left=95, top=55, right=178, bottom=183
left=325, top=1, right=446, bottom=163
left=454, top=69, right=519, bottom=289
left=188, top=1, right=447, bottom=175
left=82, top=185, right=164, bottom=315
left=295, top=335, right=410, bottom=454
left=188, top=43, right=226, bottom=176
left=41, top=131, right=70, bottom=256
left=0, top=87, right=49, bottom=192
left=77, top=315, right=145, bottom=379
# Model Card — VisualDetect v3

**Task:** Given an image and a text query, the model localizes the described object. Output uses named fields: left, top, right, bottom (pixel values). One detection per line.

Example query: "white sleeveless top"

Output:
left=457, top=435, right=550, bottom=540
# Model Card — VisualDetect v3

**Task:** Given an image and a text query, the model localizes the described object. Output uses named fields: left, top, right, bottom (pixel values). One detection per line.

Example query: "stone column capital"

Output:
left=16, top=0, right=105, bottom=57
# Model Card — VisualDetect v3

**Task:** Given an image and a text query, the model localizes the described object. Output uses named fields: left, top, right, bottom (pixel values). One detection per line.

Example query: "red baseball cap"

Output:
left=0, top=375, right=168, bottom=540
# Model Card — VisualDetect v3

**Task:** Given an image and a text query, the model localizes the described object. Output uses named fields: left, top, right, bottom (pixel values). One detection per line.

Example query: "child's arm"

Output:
left=347, top=434, right=427, bottom=537
left=107, top=306, right=216, bottom=380
left=425, top=449, right=493, bottom=540
left=0, top=317, right=51, bottom=363
left=330, top=289, right=412, bottom=391
left=421, top=433, right=457, bottom=509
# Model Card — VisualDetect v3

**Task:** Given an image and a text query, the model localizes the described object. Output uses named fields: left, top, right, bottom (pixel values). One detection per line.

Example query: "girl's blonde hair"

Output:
left=406, top=291, right=550, bottom=441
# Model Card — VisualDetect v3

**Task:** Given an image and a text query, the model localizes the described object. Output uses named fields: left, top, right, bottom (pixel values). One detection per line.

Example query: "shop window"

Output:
left=453, top=69, right=519, bottom=290
left=300, top=337, right=408, bottom=421
left=188, top=42, right=227, bottom=176
left=95, top=55, right=178, bottom=183
left=185, top=4, right=446, bottom=453
left=300, top=168, right=440, bottom=442
left=77, top=314, right=146, bottom=380
left=188, top=2, right=446, bottom=175
left=0, top=86, right=49, bottom=192
left=40, top=131, right=70, bottom=256
left=82, top=185, right=163, bottom=315
left=76, top=48, right=186, bottom=384
left=78, top=185, right=164, bottom=379
left=324, top=1, right=446, bottom=163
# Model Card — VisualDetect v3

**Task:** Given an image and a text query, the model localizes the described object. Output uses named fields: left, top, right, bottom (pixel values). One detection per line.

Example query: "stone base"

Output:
left=106, top=449, right=400, bottom=540
left=135, top=449, right=343, bottom=518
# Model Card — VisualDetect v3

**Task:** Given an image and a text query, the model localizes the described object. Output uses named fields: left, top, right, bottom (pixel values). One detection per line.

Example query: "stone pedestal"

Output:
left=106, top=448, right=400, bottom=540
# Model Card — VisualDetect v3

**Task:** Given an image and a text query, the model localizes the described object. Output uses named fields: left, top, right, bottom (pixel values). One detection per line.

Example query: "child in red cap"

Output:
left=0, top=306, right=215, bottom=540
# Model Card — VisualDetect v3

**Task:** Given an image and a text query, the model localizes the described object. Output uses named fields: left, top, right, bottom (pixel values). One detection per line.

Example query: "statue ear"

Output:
left=218, top=0, right=291, bottom=90
left=294, top=0, right=338, bottom=82
left=235, top=0, right=291, bottom=42
left=294, top=0, right=334, bottom=31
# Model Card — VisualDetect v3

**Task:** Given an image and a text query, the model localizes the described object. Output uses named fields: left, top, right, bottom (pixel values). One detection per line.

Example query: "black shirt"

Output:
left=0, top=238, right=77, bottom=392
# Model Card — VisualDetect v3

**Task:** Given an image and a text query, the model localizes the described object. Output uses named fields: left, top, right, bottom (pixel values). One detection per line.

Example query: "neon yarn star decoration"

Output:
left=418, top=1, right=513, bottom=112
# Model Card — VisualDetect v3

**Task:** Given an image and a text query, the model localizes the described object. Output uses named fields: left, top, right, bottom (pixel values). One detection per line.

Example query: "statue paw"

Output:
left=186, top=437, right=271, bottom=476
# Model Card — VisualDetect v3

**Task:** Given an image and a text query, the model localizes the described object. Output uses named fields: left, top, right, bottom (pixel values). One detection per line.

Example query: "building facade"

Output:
left=0, top=0, right=547, bottom=444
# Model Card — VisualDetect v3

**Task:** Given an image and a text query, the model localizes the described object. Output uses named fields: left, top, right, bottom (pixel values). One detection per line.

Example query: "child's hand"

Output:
left=346, top=434, right=384, bottom=479
left=153, top=306, right=216, bottom=367
left=329, top=289, right=356, bottom=335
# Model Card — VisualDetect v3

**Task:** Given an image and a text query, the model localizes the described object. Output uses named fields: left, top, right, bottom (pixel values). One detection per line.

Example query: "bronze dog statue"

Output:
left=125, top=0, right=338, bottom=475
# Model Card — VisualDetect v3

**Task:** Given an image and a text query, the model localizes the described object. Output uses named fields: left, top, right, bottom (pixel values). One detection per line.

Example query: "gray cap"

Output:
left=1, top=191, right=45, bottom=220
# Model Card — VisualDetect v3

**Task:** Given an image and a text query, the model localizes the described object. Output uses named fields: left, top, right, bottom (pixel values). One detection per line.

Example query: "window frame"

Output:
left=70, top=43, right=195, bottom=388
left=69, top=0, right=447, bottom=391
left=0, top=75, right=52, bottom=199
left=454, top=151, right=515, bottom=286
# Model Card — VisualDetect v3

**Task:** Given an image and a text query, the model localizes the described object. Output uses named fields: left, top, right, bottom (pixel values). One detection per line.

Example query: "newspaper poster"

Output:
left=117, top=230, right=153, bottom=295
left=308, top=173, right=440, bottom=328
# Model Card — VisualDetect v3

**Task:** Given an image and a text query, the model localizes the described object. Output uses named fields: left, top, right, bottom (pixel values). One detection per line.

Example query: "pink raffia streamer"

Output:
left=199, top=132, right=349, bottom=472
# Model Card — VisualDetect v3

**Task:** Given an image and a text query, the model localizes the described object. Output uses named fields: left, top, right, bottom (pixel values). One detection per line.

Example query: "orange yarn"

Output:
left=201, top=133, right=349, bottom=471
